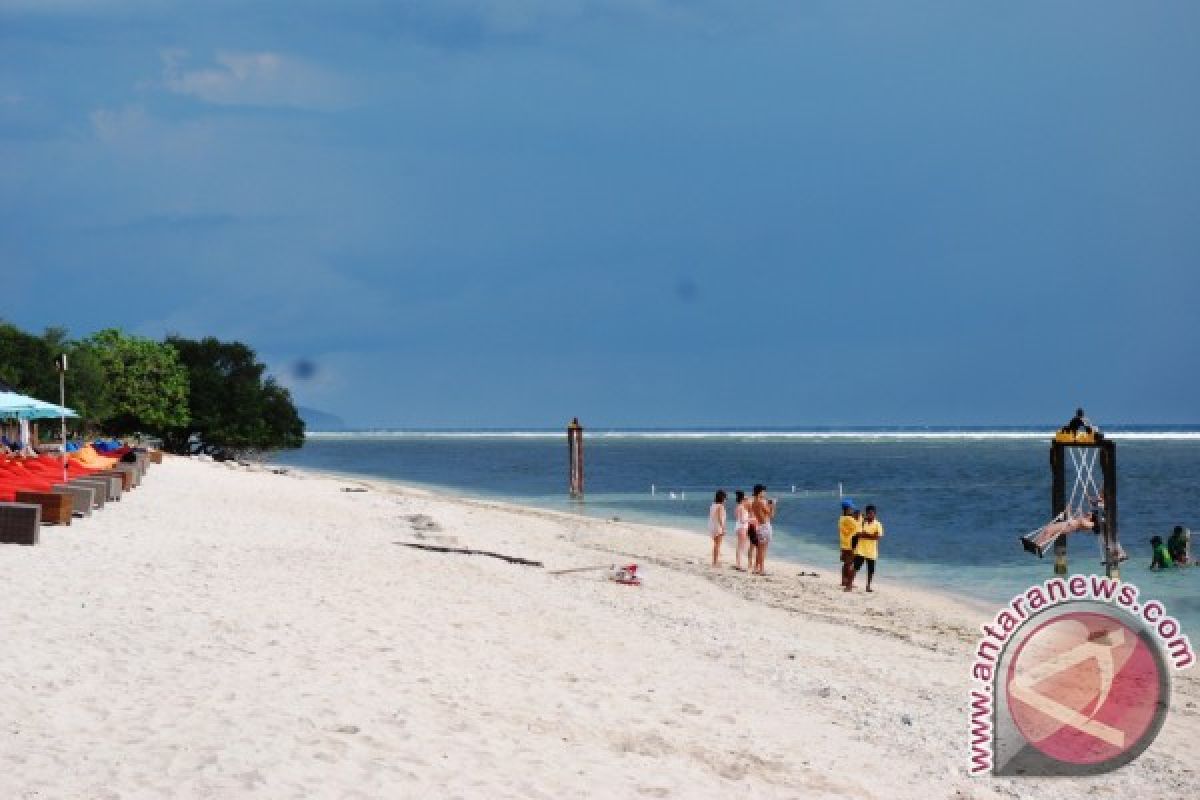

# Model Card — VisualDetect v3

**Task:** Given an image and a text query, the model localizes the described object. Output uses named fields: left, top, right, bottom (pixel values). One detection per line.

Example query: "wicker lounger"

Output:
left=52, top=483, right=94, bottom=517
left=107, top=466, right=137, bottom=490
left=0, top=502, right=41, bottom=545
left=14, top=491, right=72, bottom=526
left=92, top=470, right=131, bottom=494
left=97, top=473, right=124, bottom=500
left=90, top=470, right=125, bottom=492
left=124, top=462, right=142, bottom=486
left=71, top=477, right=113, bottom=505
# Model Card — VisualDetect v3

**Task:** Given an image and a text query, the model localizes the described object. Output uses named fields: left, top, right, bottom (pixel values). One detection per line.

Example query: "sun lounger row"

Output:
left=0, top=449, right=160, bottom=545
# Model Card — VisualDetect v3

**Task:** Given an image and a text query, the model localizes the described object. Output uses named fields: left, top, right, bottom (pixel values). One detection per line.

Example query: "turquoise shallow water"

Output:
left=273, top=429, right=1200, bottom=631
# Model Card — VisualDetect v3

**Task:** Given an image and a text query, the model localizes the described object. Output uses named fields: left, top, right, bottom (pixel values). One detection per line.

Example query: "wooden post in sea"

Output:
left=1050, top=441, right=1068, bottom=576
left=567, top=417, right=584, bottom=498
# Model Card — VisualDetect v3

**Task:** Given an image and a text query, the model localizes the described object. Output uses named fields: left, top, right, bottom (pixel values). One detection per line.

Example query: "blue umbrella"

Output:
left=0, top=390, right=78, bottom=420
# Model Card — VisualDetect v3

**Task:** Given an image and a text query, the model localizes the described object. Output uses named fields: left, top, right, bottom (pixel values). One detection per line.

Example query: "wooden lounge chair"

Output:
left=124, top=462, right=142, bottom=486
left=71, top=477, right=113, bottom=505
left=52, top=483, right=94, bottom=517
left=14, top=491, right=72, bottom=526
left=0, top=502, right=41, bottom=545
left=99, top=467, right=136, bottom=491
left=90, top=471, right=129, bottom=495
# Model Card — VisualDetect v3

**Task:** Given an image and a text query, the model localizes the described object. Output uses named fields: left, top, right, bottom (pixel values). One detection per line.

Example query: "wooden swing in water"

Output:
left=1019, top=415, right=1123, bottom=580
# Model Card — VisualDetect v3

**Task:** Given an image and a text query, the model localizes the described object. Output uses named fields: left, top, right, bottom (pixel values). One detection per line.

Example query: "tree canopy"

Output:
left=0, top=322, right=58, bottom=401
left=77, top=329, right=190, bottom=433
left=163, top=335, right=304, bottom=458
left=0, top=320, right=304, bottom=457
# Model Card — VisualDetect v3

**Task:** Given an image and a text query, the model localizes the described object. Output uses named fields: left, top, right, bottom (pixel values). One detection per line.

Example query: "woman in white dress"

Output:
left=709, top=490, right=727, bottom=567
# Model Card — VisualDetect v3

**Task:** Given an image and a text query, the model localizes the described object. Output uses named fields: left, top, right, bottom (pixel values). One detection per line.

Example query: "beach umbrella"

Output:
left=0, top=380, right=78, bottom=480
left=24, top=397, right=78, bottom=420
left=0, top=389, right=78, bottom=478
left=0, top=390, right=39, bottom=418
left=0, top=390, right=78, bottom=420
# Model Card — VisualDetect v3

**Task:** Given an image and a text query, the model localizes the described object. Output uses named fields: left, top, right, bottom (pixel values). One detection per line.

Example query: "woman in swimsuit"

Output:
left=1022, top=512, right=1096, bottom=557
left=733, top=490, right=751, bottom=571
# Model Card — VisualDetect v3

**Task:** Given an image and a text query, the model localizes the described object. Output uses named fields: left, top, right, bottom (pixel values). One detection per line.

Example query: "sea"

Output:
left=272, top=427, right=1200, bottom=632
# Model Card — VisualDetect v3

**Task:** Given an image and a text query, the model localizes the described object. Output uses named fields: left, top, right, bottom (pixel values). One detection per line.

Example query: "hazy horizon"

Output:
left=298, top=416, right=1200, bottom=433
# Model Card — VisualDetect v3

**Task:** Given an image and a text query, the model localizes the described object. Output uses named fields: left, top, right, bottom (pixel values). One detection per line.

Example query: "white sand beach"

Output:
left=1, top=457, right=1196, bottom=799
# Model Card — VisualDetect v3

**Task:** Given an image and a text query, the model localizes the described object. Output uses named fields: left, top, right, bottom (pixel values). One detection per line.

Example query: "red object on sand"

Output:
left=613, top=564, right=641, bottom=585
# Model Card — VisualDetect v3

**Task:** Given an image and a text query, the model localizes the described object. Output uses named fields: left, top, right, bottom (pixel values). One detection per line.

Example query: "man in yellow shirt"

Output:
left=838, top=499, right=860, bottom=589
left=849, top=504, right=884, bottom=592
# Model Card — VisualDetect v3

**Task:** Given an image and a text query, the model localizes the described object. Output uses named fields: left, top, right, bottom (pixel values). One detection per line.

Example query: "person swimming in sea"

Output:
left=1167, top=525, right=1191, bottom=565
left=1150, top=535, right=1174, bottom=570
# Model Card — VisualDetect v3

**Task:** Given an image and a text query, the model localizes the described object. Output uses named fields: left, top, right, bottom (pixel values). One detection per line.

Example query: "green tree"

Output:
left=61, top=342, right=115, bottom=427
left=76, top=329, right=190, bottom=433
left=0, top=321, right=58, bottom=400
left=163, top=336, right=304, bottom=458
left=36, top=326, right=115, bottom=428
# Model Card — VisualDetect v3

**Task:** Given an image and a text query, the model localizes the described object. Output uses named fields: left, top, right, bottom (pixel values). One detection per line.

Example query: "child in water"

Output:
left=1150, top=535, right=1174, bottom=570
left=709, top=490, right=727, bottom=567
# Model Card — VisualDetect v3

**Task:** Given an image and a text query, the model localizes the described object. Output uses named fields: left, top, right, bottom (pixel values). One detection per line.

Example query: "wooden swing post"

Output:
left=1050, top=443, right=1068, bottom=576
left=1099, top=439, right=1120, bottom=581
left=1049, top=435, right=1120, bottom=580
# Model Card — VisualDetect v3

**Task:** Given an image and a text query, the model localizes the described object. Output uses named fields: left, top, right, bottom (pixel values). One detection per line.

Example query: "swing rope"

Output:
left=1020, top=447, right=1104, bottom=554
left=1066, top=447, right=1103, bottom=518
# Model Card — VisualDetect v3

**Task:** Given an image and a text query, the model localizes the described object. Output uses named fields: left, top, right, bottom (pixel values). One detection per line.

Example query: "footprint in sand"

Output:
left=405, top=514, right=442, bottom=532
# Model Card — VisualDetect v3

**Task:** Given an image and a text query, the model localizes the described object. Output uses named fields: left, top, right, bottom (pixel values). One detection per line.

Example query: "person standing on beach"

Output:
left=751, top=484, right=776, bottom=575
left=733, top=490, right=752, bottom=571
left=709, top=490, right=727, bottom=567
left=848, top=504, right=883, bottom=592
left=838, top=498, right=859, bottom=589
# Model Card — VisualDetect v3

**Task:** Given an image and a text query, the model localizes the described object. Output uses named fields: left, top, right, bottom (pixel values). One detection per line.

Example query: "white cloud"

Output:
left=160, top=49, right=353, bottom=111
left=89, top=104, right=150, bottom=143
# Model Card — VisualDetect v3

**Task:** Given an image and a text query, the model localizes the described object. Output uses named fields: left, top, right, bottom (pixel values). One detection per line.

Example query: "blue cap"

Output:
left=840, top=498, right=855, bottom=509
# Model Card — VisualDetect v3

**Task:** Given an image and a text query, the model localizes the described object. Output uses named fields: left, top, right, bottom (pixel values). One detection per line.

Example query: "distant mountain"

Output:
left=297, top=406, right=347, bottom=432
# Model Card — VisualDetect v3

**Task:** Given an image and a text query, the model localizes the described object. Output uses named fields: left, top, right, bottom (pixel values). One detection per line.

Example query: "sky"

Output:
left=1, top=1, right=1197, bottom=428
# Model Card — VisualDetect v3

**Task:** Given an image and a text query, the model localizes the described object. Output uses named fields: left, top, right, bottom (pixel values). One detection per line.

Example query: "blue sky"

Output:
left=2, top=1, right=1197, bottom=427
